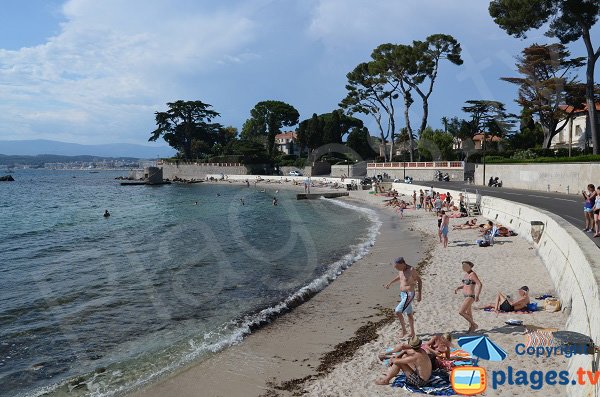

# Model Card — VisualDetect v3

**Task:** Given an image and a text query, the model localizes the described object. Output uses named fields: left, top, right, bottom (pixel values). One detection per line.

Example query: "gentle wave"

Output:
left=26, top=198, right=382, bottom=397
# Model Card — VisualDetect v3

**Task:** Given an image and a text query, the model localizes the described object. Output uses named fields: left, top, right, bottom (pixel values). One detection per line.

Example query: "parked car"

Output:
left=288, top=170, right=303, bottom=176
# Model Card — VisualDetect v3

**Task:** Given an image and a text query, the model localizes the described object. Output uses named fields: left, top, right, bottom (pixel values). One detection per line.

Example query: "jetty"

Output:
left=296, top=192, right=349, bottom=200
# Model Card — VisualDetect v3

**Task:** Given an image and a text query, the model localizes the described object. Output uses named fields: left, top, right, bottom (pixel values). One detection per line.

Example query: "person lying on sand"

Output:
left=479, top=220, right=494, bottom=235
left=453, top=218, right=478, bottom=230
left=378, top=333, right=453, bottom=362
left=375, top=337, right=432, bottom=387
left=482, top=286, right=530, bottom=316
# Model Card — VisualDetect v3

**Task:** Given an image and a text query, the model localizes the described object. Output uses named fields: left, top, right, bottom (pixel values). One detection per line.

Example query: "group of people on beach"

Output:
left=374, top=186, right=531, bottom=388
left=378, top=255, right=531, bottom=388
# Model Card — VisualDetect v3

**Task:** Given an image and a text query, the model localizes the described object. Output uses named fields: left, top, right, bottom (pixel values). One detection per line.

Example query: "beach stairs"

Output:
left=467, top=203, right=481, bottom=216
left=464, top=189, right=482, bottom=216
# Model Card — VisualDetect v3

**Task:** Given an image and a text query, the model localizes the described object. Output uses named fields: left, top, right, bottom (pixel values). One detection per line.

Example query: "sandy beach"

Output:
left=130, top=183, right=567, bottom=397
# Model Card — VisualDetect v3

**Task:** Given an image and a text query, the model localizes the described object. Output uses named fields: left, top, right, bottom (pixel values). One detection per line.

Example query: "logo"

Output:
left=451, top=366, right=487, bottom=395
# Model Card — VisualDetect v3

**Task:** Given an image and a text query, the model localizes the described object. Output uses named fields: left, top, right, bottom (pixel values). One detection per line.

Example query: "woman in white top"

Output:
left=593, top=186, right=600, bottom=237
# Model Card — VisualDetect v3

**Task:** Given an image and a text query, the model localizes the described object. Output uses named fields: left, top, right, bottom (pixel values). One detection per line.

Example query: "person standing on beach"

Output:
left=419, top=189, right=424, bottom=209
left=412, top=191, right=417, bottom=207
left=454, top=261, right=481, bottom=333
left=384, top=257, right=422, bottom=338
left=440, top=210, right=449, bottom=248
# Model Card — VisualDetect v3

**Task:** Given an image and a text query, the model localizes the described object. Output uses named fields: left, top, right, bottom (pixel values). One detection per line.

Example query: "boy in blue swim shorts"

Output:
left=384, top=257, right=423, bottom=338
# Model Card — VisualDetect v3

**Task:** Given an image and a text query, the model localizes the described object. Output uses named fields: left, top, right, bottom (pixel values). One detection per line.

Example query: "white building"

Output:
left=275, top=131, right=305, bottom=155
left=550, top=103, right=600, bottom=150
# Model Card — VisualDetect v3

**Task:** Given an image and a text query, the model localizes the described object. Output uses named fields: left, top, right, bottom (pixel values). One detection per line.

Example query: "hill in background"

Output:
left=0, top=139, right=175, bottom=158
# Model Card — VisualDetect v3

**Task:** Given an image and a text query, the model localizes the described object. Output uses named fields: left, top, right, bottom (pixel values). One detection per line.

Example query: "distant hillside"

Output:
left=0, top=154, right=141, bottom=167
left=0, top=139, right=175, bottom=158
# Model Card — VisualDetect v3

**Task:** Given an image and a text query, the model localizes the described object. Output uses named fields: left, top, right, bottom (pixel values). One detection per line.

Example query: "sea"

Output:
left=0, top=169, right=380, bottom=397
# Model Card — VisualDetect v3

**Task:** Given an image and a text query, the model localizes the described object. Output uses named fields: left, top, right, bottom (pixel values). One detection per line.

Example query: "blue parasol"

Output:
left=458, top=335, right=508, bottom=364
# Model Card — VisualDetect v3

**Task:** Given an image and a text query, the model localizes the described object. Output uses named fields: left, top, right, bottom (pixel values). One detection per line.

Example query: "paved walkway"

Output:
left=424, top=181, right=599, bottom=248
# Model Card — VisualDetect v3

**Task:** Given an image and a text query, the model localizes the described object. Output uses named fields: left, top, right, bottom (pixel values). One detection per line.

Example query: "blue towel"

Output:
left=391, top=369, right=455, bottom=395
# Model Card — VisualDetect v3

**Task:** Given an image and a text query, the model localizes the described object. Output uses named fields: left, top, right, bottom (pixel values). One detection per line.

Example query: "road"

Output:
left=422, top=180, right=598, bottom=248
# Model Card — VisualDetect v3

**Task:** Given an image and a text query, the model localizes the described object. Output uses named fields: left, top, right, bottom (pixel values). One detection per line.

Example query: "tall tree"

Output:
left=462, top=100, right=514, bottom=138
left=369, top=37, right=462, bottom=161
left=244, top=101, right=299, bottom=157
left=148, top=100, right=221, bottom=160
left=418, top=127, right=455, bottom=161
left=501, top=43, right=585, bottom=148
left=400, top=34, right=464, bottom=137
left=370, top=43, right=411, bottom=160
left=346, top=127, right=377, bottom=160
left=489, top=0, right=600, bottom=153
left=339, top=62, right=398, bottom=161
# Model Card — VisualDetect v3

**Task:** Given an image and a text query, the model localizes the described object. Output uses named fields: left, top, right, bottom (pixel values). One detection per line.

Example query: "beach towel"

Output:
left=391, top=369, right=455, bottom=395
left=482, top=305, right=533, bottom=314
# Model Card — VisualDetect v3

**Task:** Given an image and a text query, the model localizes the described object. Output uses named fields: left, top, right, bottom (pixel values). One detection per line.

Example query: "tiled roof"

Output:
left=275, top=131, right=297, bottom=139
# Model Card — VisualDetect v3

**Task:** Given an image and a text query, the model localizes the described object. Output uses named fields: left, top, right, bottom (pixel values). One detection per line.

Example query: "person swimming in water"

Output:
left=103, top=210, right=110, bottom=217
left=272, top=197, right=278, bottom=206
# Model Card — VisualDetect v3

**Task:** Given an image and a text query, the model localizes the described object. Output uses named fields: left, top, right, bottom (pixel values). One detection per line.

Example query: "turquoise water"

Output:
left=0, top=170, right=379, bottom=397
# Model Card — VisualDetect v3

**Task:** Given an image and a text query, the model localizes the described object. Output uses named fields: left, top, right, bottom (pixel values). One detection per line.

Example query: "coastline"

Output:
left=130, top=183, right=568, bottom=397
left=129, top=193, right=425, bottom=397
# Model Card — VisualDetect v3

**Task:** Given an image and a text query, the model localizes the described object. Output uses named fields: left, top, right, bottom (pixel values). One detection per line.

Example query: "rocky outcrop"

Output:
left=0, top=175, right=14, bottom=181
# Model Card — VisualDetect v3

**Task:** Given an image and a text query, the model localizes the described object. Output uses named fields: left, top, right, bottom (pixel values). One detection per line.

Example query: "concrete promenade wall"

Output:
left=392, top=182, right=599, bottom=397
left=474, top=163, right=600, bottom=195
left=162, top=164, right=248, bottom=180
left=331, top=161, right=367, bottom=178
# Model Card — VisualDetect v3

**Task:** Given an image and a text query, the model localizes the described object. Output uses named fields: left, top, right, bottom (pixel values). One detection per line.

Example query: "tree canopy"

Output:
left=346, top=127, right=377, bottom=160
left=242, top=100, right=299, bottom=157
left=296, top=110, right=363, bottom=151
left=461, top=100, right=515, bottom=151
left=501, top=43, right=585, bottom=148
left=149, top=100, right=222, bottom=160
left=489, top=0, right=600, bottom=153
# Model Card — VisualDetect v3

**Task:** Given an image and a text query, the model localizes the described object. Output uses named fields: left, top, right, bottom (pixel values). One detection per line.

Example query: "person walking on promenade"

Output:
left=384, top=257, right=422, bottom=339
left=582, top=184, right=596, bottom=232
left=454, top=261, right=482, bottom=333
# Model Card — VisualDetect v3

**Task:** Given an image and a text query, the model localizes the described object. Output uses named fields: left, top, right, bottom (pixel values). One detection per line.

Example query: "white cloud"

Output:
left=307, top=0, right=493, bottom=49
left=0, top=0, right=259, bottom=144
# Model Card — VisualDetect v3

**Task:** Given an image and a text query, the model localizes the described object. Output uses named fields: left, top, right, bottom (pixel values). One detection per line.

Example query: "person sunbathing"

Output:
left=479, top=220, right=494, bottom=235
left=453, top=218, right=478, bottom=230
left=496, top=226, right=514, bottom=237
left=378, top=333, right=452, bottom=361
left=375, top=337, right=433, bottom=387
left=487, top=286, right=530, bottom=315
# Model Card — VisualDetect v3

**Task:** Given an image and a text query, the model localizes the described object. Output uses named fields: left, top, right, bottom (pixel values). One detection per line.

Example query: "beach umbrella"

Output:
left=458, top=335, right=507, bottom=363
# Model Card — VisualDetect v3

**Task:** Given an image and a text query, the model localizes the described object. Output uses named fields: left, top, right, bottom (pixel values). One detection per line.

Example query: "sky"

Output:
left=0, top=0, right=597, bottom=146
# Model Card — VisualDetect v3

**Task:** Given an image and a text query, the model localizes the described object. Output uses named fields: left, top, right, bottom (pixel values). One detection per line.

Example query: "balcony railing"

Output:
left=367, top=161, right=464, bottom=169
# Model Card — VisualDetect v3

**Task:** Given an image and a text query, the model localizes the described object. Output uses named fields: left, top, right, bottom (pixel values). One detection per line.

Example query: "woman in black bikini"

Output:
left=454, top=261, right=482, bottom=333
